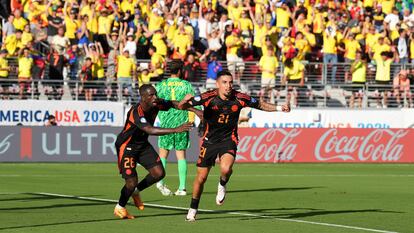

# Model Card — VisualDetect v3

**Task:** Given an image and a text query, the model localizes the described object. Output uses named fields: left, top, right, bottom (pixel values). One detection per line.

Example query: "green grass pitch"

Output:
left=0, top=163, right=413, bottom=233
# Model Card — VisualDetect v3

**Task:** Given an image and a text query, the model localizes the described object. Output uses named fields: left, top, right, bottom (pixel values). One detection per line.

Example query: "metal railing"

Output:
left=1, top=59, right=412, bottom=108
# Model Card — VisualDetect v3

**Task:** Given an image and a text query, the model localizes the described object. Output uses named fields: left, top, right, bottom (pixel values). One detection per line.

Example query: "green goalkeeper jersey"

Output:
left=156, top=77, right=195, bottom=128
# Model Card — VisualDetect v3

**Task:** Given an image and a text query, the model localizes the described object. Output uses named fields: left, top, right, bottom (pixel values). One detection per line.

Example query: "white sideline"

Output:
left=34, top=192, right=398, bottom=233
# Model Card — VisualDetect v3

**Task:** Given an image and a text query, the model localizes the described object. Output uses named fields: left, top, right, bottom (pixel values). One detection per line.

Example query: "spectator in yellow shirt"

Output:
left=225, top=29, right=245, bottom=84
left=375, top=50, right=396, bottom=108
left=259, top=46, right=279, bottom=103
left=323, top=26, right=339, bottom=83
left=0, top=50, right=10, bottom=99
left=116, top=48, right=137, bottom=104
left=12, top=9, right=28, bottom=31
left=17, top=48, right=33, bottom=99
left=283, top=58, right=305, bottom=107
left=21, top=24, right=33, bottom=47
left=149, top=46, right=165, bottom=81
left=349, top=51, right=367, bottom=108
left=3, top=30, right=23, bottom=56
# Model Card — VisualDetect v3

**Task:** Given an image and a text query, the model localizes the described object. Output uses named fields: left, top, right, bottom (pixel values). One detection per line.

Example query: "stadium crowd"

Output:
left=0, top=0, right=414, bottom=107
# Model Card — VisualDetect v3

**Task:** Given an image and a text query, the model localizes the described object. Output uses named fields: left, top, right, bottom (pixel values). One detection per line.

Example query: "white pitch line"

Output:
left=34, top=192, right=398, bottom=233
left=0, top=174, right=413, bottom=177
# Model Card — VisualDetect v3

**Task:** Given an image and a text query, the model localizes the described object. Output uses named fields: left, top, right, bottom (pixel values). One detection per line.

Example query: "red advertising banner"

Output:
left=236, top=128, right=414, bottom=163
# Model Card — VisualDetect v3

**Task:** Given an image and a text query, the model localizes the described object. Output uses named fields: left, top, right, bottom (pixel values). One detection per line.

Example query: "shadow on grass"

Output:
left=204, top=186, right=323, bottom=194
left=197, top=208, right=404, bottom=221
left=0, top=212, right=188, bottom=231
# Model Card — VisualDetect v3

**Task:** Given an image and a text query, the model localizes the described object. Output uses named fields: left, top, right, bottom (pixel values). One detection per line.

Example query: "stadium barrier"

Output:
left=3, top=100, right=414, bottom=127
left=1, top=61, right=413, bottom=108
left=1, top=127, right=412, bottom=163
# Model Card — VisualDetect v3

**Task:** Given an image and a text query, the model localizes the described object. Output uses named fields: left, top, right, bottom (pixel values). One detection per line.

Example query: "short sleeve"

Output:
left=191, top=90, right=216, bottom=107
left=236, top=92, right=260, bottom=109
left=129, top=106, right=150, bottom=129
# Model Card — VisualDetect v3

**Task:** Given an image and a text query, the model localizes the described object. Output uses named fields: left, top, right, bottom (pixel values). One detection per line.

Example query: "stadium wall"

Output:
left=0, top=127, right=412, bottom=163
left=1, top=100, right=414, bottom=128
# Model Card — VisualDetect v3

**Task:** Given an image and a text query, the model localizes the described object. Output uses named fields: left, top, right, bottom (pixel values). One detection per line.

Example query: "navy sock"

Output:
left=190, top=198, right=200, bottom=209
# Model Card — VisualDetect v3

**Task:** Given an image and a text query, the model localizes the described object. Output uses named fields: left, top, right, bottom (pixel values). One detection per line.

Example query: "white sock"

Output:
left=116, top=203, right=124, bottom=209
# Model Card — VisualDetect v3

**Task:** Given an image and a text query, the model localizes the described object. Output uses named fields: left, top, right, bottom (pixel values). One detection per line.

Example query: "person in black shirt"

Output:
left=46, top=4, right=64, bottom=43
left=113, top=84, right=201, bottom=219
left=178, top=71, right=291, bottom=221
left=81, top=57, right=94, bottom=101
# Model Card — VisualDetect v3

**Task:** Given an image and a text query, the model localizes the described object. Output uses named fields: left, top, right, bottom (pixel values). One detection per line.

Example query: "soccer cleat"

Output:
left=185, top=208, right=197, bottom=222
left=216, top=183, right=226, bottom=205
left=114, top=205, right=135, bottom=219
left=132, top=191, right=145, bottom=210
left=156, top=183, right=173, bottom=196
left=174, top=189, right=187, bottom=196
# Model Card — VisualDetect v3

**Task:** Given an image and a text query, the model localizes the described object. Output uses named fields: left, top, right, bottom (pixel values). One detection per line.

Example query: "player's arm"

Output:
left=140, top=123, right=193, bottom=136
left=171, top=100, right=203, bottom=119
left=177, top=94, right=195, bottom=110
left=257, top=101, right=291, bottom=112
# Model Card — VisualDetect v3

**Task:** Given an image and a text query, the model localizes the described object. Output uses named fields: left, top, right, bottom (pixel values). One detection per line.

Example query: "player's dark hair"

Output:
left=217, top=70, right=233, bottom=80
left=169, top=60, right=183, bottom=75
left=139, top=84, right=155, bottom=96
left=149, top=45, right=156, bottom=52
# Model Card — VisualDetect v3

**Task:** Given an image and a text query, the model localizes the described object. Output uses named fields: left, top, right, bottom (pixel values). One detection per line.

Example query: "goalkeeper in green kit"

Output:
left=155, top=60, right=201, bottom=196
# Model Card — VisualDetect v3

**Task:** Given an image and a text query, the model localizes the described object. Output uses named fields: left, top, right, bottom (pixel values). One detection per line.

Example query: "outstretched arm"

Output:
left=141, top=122, right=193, bottom=135
left=256, top=101, right=291, bottom=112
left=171, top=99, right=203, bottom=119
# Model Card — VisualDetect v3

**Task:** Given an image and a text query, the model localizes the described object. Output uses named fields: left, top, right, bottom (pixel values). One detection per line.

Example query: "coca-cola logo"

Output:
left=315, top=129, right=408, bottom=162
left=237, top=129, right=301, bottom=163
left=0, top=134, right=14, bottom=155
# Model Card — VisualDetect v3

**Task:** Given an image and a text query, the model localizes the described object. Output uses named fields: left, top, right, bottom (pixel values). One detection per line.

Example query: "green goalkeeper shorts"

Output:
left=158, top=132, right=190, bottom=150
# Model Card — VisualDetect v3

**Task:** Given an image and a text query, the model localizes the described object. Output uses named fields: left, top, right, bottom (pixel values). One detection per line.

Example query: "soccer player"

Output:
left=155, top=60, right=200, bottom=196
left=178, top=71, right=290, bottom=221
left=113, top=84, right=197, bottom=219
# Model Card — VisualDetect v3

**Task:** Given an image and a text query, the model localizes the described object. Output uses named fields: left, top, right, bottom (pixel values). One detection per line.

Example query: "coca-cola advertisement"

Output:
left=236, top=128, right=414, bottom=163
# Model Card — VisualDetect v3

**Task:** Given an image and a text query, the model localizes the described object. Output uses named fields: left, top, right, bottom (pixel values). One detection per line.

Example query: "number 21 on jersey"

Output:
left=218, top=114, right=229, bottom=124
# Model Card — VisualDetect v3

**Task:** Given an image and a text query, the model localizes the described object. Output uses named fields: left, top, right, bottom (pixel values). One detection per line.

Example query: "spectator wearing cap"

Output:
left=2, top=15, right=15, bottom=43
left=122, top=30, right=138, bottom=60
left=207, top=25, right=222, bottom=52
left=369, top=35, right=391, bottom=61
left=0, top=49, right=10, bottom=99
left=116, top=45, right=136, bottom=103
left=149, top=45, right=165, bottom=81
left=63, top=2, right=80, bottom=45
left=3, top=30, right=23, bottom=56
left=13, top=9, right=28, bottom=31
left=225, top=28, right=245, bottom=83
left=206, top=52, right=223, bottom=89
left=97, top=7, right=116, bottom=54
left=46, top=3, right=64, bottom=43
left=373, top=5, right=386, bottom=32
left=259, top=45, right=279, bottom=103
left=148, top=7, right=164, bottom=32
left=17, top=47, right=33, bottom=99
